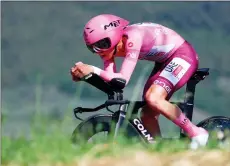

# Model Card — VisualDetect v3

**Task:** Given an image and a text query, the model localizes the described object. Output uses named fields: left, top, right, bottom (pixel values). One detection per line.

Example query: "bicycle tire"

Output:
left=71, top=113, right=145, bottom=144
left=71, top=114, right=113, bottom=144
left=196, top=116, right=230, bottom=132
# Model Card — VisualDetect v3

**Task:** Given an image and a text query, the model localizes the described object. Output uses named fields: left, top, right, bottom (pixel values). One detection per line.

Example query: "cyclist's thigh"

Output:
left=143, top=41, right=199, bottom=100
left=143, top=62, right=163, bottom=98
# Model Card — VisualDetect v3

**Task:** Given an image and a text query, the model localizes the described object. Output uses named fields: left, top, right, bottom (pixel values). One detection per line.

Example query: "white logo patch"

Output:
left=159, top=57, right=191, bottom=85
left=146, top=44, right=175, bottom=58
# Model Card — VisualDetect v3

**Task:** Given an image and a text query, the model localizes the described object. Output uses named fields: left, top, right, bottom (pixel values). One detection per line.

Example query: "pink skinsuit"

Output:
left=95, top=22, right=199, bottom=99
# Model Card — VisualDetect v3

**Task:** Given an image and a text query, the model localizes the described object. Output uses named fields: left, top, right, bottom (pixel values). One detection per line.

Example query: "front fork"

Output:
left=113, top=104, right=128, bottom=139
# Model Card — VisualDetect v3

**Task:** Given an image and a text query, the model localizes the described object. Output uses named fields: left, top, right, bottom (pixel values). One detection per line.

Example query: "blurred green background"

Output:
left=1, top=1, right=230, bottom=138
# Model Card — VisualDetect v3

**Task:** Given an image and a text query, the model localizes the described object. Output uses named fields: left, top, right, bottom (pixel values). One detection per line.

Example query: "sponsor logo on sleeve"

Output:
left=127, top=52, right=138, bottom=59
left=128, top=42, right=133, bottom=47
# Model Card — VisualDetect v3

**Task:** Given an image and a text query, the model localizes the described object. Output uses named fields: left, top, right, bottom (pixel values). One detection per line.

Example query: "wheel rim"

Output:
left=87, top=131, right=109, bottom=143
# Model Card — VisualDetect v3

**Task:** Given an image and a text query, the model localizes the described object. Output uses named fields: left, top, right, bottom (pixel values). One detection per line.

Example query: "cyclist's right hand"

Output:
left=70, top=62, right=83, bottom=82
left=71, top=74, right=80, bottom=82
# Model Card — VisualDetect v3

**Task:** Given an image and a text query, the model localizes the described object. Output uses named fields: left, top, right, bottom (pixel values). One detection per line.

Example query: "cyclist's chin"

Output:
left=99, top=50, right=114, bottom=61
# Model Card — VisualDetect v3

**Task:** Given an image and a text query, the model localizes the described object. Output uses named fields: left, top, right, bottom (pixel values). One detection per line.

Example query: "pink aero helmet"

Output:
left=83, top=14, right=129, bottom=53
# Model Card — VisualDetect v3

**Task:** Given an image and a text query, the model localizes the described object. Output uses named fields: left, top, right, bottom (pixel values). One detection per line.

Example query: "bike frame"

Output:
left=73, top=68, right=209, bottom=143
left=105, top=77, right=201, bottom=142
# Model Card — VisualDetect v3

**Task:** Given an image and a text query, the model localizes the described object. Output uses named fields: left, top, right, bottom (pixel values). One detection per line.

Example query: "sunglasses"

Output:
left=86, top=37, right=111, bottom=53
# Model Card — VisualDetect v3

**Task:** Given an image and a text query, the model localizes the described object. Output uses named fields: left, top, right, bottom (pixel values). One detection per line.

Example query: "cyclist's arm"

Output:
left=92, top=32, right=142, bottom=85
left=103, top=58, right=117, bottom=73
left=92, top=57, right=117, bottom=75
left=93, top=51, right=139, bottom=84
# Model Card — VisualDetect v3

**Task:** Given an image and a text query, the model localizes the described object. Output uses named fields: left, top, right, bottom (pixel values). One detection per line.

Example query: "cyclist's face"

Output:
left=98, top=48, right=115, bottom=61
left=97, top=38, right=125, bottom=60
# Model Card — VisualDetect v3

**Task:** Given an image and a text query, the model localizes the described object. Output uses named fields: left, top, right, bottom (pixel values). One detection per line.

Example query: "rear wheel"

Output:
left=196, top=116, right=230, bottom=141
left=196, top=116, right=230, bottom=131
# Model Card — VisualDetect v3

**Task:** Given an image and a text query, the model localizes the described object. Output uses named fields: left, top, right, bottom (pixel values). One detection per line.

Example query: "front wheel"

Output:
left=71, top=114, right=144, bottom=145
left=71, top=114, right=113, bottom=144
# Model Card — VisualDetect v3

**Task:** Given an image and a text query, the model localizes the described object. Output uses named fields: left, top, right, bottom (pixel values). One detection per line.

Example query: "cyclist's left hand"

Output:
left=71, top=62, right=94, bottom=80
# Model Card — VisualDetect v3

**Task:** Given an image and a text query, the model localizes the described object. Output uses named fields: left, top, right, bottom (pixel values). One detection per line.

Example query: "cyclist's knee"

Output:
left=145, top=93, right=161, bottom=110
left=144, top=85, right=168, bottom=111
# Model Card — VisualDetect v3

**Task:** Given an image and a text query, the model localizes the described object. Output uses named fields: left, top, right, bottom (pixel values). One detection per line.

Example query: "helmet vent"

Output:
left=85, top=27, right=94, bottom=33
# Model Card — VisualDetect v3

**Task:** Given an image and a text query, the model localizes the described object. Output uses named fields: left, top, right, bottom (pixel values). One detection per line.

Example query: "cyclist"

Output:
left=71, top=14, right=209, bottom=148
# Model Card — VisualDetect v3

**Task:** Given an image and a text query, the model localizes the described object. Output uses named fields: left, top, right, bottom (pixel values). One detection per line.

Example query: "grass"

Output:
left=2, top=114, right=230, bottom=166
left=1, top=70, right=230, bottom=166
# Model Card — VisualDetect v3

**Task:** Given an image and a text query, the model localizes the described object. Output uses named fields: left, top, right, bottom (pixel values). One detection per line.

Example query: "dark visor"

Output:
left=86, top=37, right=111, bottom=53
